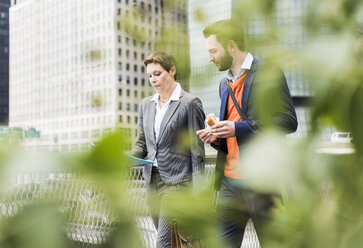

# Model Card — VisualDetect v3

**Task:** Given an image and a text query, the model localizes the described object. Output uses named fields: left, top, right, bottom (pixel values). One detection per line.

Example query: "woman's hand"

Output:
left=196, top=128, right=218, bottom=144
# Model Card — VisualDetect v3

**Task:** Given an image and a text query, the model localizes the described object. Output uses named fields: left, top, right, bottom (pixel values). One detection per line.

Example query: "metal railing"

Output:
left=0, top=162, right=260, bottom=248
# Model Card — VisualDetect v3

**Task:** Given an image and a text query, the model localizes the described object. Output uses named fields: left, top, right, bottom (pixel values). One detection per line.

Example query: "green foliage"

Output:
left=1, top=0, right=363, bottom=247
left=0, top=201, right=72, bottom=248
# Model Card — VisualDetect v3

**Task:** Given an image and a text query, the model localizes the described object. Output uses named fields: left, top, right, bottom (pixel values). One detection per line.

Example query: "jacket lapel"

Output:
left=157, top=91, right=183, bottom=144
left=241, top=57, right=259, bottom=115
left=145, top=100, right=157, bottom=145
left=220, top=80, right=229, bottom=121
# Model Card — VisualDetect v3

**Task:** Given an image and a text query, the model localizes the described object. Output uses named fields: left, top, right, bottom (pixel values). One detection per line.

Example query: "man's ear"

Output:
left=227, top=40, right=237, bottom=54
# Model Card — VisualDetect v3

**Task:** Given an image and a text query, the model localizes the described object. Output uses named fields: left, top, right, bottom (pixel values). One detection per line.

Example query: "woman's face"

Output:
left=146, top=63, right=176, bottom=95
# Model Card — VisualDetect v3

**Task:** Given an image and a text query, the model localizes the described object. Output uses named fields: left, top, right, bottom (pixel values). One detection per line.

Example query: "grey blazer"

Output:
left=130, top=89, right=205, bottom=185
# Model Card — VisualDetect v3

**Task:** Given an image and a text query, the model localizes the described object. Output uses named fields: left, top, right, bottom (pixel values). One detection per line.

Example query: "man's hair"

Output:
left=143, top=51, right=176, bottom=72
left=203, top=19, right=246, bottom=51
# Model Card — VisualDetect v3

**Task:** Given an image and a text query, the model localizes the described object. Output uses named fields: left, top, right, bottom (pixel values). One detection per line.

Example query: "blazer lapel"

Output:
left=145, top=100, right=157, bottom=145
left=157, top=91, right=183, bottom=144
left=242, top=58, right=259, bottom=115
left=220, top=81, right=229, bottom=121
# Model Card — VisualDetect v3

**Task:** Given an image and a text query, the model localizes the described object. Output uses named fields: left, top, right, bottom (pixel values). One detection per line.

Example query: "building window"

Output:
left=118, top=62, right=122, bottom=70
left=133, top=65, right=138, bottom=72
left=133, top=51, right=137, bottom=59
left=118, top=89, right=122, bottom=96
left=119, top=102, right=122, bottom=110
left=141, top=67, right=145, bottom=73
left=127, top=89, right=130, bottom=96
left=119, top=115, right=123, bottom=123
left=126, top=49, right=130, bottom=58
left=134, top=104, right=138, bottom=111
left=135, top=116, right=138, bottom=123
left=127, top=103, right=130, bottom=111
left=133, top=39, right=137, bottom=46
left=126, top=37, right=129, bottom=44
left=118, top=75, right=123, bottom=82
left=81, top=131, right=88, bottom=138
left=126, top=63, right=130, bottom=71
left=134, top=90, right=138, bottom=97
left=141, top=78, right=145, bottom=86
left=134, top=78, right=138, bottom=85
left=118, top=35, right=121, bottom=43
left=91, top=130, right=100, bottom=138
left=127, top=116, right=131, bottom=124
left=118, top=48, right=122, bottom=56
left=127, top=76, right=130, bottom=84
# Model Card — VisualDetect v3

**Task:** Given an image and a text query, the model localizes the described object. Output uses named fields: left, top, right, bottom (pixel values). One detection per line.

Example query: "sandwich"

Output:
left=206, top=113, right=218, bottom=126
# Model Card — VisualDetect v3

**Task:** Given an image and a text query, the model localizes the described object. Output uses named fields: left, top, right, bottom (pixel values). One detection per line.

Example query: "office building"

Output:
left=9, top=0, right=188, bottom=151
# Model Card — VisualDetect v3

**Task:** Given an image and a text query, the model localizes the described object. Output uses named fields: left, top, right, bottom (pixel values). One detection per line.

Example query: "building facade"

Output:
left=9, top=0, right=188, bottom=151
left=0, top=0, right=9, bottom=125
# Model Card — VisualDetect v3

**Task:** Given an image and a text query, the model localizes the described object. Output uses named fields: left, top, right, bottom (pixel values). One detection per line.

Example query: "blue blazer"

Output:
left=214, top=57, right=298, bottom=189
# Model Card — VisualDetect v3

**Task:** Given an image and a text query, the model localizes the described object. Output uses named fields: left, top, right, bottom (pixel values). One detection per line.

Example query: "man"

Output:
left=196, top=19, right=297, bottom=247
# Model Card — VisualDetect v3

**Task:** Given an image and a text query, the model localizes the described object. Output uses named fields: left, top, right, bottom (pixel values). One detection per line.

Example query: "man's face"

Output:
left=206, top=35, right=232, bottom=71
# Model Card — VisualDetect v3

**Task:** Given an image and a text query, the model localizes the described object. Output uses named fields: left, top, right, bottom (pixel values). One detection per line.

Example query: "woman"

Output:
left=130, top=51, right=205, bottom=248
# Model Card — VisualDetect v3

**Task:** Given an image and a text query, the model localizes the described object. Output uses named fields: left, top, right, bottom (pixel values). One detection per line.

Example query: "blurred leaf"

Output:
left=348, top=83, right=363, bottom=155
left=162, top=182, right=225, bottom=248
left=0, top=202, right=71, bottom=248
left=86, top=131, right=128, bottom=175
left=194, top=8, right=206, bottom=23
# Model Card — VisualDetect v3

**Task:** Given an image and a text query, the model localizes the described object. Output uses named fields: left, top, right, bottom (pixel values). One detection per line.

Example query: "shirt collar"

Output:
left=151, top=82, right=181, bottom=102
left=226, top=52, right=254, bottom=81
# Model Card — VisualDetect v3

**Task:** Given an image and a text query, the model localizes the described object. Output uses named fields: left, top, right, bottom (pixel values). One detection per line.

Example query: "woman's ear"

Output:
left=169, top=65, right=176, bottom=78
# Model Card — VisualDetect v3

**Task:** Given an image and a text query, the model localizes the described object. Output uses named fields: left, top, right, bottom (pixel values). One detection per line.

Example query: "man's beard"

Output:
left=215, top=51, right=233, bottom=71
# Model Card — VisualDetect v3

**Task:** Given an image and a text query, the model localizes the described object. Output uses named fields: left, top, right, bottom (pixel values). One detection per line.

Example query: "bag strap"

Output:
left=225, top=80, right=248, bottom=121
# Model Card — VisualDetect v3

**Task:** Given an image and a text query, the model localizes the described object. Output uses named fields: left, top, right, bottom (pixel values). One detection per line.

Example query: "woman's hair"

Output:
left=143, top=51, right=176, bottom=72
left=203, top=19, right=246, bottom=51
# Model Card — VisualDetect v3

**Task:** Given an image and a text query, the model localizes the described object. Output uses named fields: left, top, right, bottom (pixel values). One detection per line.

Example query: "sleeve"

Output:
left=234, top=67, right=298, bottom=145
left=129, top=100, right=147, bottom=159
left=188, top=97, right=206, bottom=179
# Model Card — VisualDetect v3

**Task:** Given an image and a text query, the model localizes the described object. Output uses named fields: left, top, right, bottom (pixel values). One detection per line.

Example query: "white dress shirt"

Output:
left=151, top=82, right=181, bottom=142
left=150, top=83, right=181, bottom=167
left=226, top=52, right=254, bottom=83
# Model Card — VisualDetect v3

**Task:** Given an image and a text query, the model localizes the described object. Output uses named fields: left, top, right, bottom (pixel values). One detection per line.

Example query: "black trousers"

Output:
left=216, top=177, right=274, bottom=248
